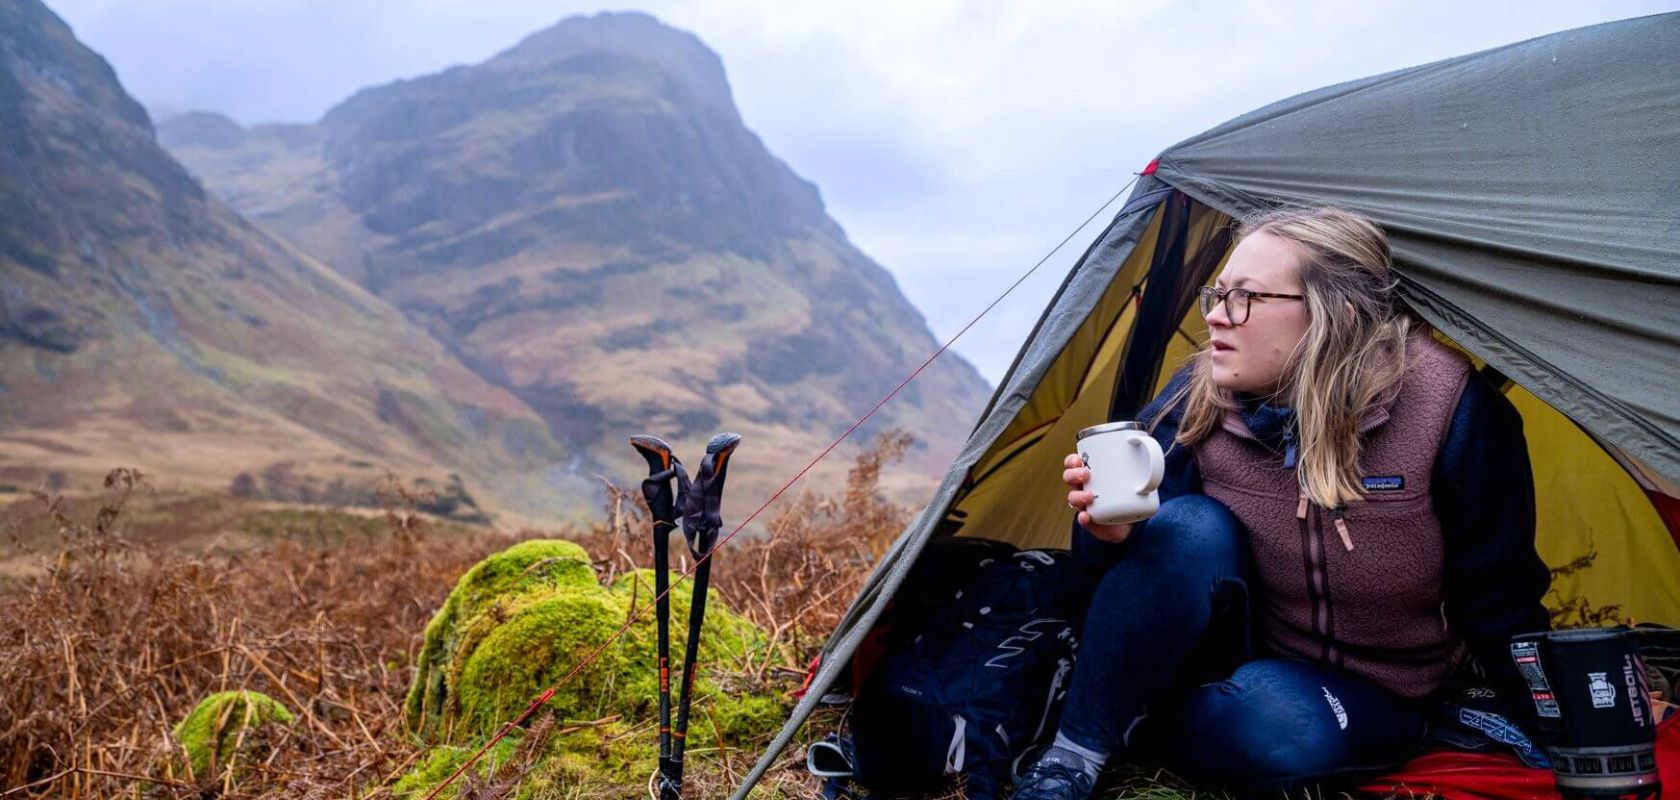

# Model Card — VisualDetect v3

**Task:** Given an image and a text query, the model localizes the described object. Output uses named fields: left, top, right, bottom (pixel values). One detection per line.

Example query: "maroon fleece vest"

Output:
left=1198, top=335, right=1471, bottom=699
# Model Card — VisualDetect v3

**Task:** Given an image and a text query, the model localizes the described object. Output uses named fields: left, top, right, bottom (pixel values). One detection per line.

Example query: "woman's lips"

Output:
left=1211, top=340, right=1235, bottom=352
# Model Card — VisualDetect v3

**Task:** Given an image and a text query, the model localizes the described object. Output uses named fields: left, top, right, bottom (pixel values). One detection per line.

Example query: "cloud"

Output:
left=49, top=0, right=1679, bottom=384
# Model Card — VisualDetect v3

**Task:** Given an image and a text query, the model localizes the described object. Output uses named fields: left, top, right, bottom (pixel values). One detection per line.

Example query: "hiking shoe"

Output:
left=1009, top=746, right=1098, bottom=800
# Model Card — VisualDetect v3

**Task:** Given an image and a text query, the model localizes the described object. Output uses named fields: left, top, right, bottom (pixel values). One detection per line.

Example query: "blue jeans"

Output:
left=1059, top=495, right=1426, bottom=795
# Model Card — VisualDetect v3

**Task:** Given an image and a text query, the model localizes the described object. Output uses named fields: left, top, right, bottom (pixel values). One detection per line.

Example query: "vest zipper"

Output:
left=1332, top=504, right=1353, bottom=552
left=1298, top=492, right=1341, bottom=666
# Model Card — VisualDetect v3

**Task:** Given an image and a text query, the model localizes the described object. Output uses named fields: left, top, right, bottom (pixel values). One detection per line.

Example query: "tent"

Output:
left=732, top=12, right=1680, bottom=797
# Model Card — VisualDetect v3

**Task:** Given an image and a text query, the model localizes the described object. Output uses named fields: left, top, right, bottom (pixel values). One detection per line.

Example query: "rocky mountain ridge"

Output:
left=1, top=0, right=575, bottom=520
left=159, top=11, right=992, bottom=511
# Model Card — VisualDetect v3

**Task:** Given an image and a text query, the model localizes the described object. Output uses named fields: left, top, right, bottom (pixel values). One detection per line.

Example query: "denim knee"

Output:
left=1177, top=662, right=1345, bottom=785
left=1167, top=659, right=1423, bottom=793
left=1081, top=495, right=1246, bottom=640
left=1123, top=494, right=1243, bottom=576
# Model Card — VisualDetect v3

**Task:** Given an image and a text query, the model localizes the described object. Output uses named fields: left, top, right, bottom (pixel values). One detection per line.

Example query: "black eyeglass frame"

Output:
left=1198, top=285, right=1305, bottom=325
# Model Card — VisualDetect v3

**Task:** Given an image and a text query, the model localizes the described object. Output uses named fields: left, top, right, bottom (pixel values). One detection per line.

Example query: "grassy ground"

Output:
left=0, top=434, right=922, bottom=798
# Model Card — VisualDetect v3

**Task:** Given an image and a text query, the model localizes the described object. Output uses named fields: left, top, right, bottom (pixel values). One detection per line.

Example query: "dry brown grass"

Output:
left=0, top=469, right=526, bottom=798
left=0, top=431, right=919, bottom=799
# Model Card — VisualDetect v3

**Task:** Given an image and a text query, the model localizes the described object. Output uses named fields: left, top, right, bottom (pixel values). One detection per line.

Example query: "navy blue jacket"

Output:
left=1074, top=367, right=1553, bottom=730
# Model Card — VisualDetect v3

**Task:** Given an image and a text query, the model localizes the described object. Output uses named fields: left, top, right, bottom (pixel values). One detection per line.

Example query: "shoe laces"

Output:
left=1012, top=751, right=1095, bottom=800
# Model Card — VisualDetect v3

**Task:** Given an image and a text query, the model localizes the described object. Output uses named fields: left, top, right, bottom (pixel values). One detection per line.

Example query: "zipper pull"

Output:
left=1332, top=505, right=1353, bottom=551
left=1296, top=493, right=1309, bottom=520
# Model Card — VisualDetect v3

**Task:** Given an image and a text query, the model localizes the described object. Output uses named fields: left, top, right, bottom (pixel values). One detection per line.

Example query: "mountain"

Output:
left=0, top=0, right=578, bottom=521
left=159, top=12, right=992, bottom=509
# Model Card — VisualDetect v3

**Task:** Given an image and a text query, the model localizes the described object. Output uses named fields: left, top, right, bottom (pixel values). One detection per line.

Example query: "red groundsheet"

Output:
left=1362, top=715, right=1678, bottom=799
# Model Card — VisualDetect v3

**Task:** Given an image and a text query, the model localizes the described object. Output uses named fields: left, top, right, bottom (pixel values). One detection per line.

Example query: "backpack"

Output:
left=846, top=540, right=1091, bottom=799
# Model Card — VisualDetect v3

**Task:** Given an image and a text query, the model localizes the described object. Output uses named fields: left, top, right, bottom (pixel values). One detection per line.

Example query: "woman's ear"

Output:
left=1343, top=300, right=1357, bottom=322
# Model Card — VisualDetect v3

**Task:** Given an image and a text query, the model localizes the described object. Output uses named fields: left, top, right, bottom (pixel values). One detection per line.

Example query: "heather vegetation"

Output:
left=0, top=431, right=919, bottom=798
left=0, top=3, right=997, bottom=795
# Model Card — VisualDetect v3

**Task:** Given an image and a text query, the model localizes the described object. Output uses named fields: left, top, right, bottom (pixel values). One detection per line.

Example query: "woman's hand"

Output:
left=1064, top=452, right=1134, bottom=544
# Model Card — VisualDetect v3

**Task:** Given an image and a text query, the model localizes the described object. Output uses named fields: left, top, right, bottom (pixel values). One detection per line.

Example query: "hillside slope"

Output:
left=160, top=11, right=993, bottom=510
left=0, top=0, right=577, bottom=520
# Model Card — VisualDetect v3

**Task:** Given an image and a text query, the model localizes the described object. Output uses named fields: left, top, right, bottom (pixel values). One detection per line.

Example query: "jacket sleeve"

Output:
left=1072, top=366, right=1202, bottom=569
left=1434, top=372, right=1553, bottom=732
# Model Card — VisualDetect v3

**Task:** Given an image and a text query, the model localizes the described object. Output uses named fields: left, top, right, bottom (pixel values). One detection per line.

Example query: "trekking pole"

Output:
left=630, top=435, right=691, bottom=800
left=668, top=432, right=742, bottom=798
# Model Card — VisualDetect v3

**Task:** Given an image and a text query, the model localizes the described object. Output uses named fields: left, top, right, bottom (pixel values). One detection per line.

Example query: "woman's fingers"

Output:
left=1064, top=456, right=1134, bottom=543
left=1081, top=514, right=1133, bottom=543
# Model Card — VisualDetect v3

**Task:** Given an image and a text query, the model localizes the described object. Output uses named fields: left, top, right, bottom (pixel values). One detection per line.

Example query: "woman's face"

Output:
left=1205, top=230, right=1312, bottom=395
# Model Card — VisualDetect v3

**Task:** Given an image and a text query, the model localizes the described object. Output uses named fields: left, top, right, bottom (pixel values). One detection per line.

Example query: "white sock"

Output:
left=1051, top=731, right=1108, bottom=776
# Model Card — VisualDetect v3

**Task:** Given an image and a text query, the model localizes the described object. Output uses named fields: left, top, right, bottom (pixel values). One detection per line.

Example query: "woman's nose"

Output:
left=1205, top=299, right=1233, bottom=328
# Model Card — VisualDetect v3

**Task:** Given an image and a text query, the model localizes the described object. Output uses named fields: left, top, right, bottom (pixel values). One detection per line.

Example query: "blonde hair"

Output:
left=1158, top=206, right=1412, bottom=508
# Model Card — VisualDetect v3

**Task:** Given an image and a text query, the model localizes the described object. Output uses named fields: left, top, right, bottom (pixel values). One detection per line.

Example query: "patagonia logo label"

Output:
left=1362, top=475, right=1404, bottom=491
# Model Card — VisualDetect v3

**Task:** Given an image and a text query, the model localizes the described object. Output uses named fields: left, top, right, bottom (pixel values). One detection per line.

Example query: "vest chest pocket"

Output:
left=1328, top=489, right=1444, bottom=599
left=1336, top=487, right=1434, bottom=549
left=1323, top=493, right=1449, bottom=652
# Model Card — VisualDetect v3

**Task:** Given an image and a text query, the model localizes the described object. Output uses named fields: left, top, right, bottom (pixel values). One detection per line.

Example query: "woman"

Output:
left=1010, top=207, right=1552, bottom=799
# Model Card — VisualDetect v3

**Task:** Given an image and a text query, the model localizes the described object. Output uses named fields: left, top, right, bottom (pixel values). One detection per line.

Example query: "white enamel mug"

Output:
left=1075, top=422, right=1166, bottom=525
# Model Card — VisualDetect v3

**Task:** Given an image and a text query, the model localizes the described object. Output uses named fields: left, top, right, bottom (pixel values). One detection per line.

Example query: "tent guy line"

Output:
left=417, top=174, right=1143, bottom=800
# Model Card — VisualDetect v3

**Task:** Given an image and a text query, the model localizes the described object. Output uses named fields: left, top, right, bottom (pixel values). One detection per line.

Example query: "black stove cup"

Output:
left=1511, top=627, right=1661, bottom=800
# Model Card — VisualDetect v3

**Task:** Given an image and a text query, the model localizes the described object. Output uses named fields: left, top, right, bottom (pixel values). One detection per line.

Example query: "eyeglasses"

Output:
left=1198, top=286, right=1305, bottom=325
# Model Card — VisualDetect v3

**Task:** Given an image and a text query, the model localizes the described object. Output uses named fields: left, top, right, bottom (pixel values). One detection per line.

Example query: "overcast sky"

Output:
left=48, top=0, right=1678, bottom=387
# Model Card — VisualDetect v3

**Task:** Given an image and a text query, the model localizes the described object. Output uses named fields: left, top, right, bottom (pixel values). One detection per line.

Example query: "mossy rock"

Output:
left=510, top=720, right=667, bottom=798
left=405, top=540, right=598, bottom=734
left=408, top=700, right=788, bottom=800
left=453, top=589, right=630, bottom=735
left=431, top=567, right=768, bottom=741
left=172, top=690, right=295, bottom=778
left=401, top=543, right=789, bottom=796
left=710, top=692, right=786, bottom=742
left=391, top=735, right=523, bottom=799
left=606, top=568, right=770, bottom=710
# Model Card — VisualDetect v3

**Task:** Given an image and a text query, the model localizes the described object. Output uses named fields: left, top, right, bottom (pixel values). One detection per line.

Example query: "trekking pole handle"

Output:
left=631, top=435, right=682, bottom=526
left=705, top=432, right=742, bottom=484
left=683, top=433, right=742, bottom=556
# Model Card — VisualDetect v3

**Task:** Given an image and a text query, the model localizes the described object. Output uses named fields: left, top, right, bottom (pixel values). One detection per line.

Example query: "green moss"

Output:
left=450, top=540, right=597, bottom=613
left=504, top=692, right=787, bottom=798
left=406, top=540, right=598, bottom=736
left=454, top=590, right=630, bottom=735
left=391, top=735, right=523, bottom=799
left=403, top=547, right=791, bottom=796
left=710, top=692, right=785, bottom=742
left=441, top=566, right=770, bottom=736
left=171, top=690, right=294, bottom=778
left=607, top=568, right=772, bottom=706
left=512, top=721, right=657, bottom=799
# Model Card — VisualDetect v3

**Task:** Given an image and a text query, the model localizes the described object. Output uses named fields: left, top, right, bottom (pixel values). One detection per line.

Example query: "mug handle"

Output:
left=1131, top=436, right=1165, bottom=494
